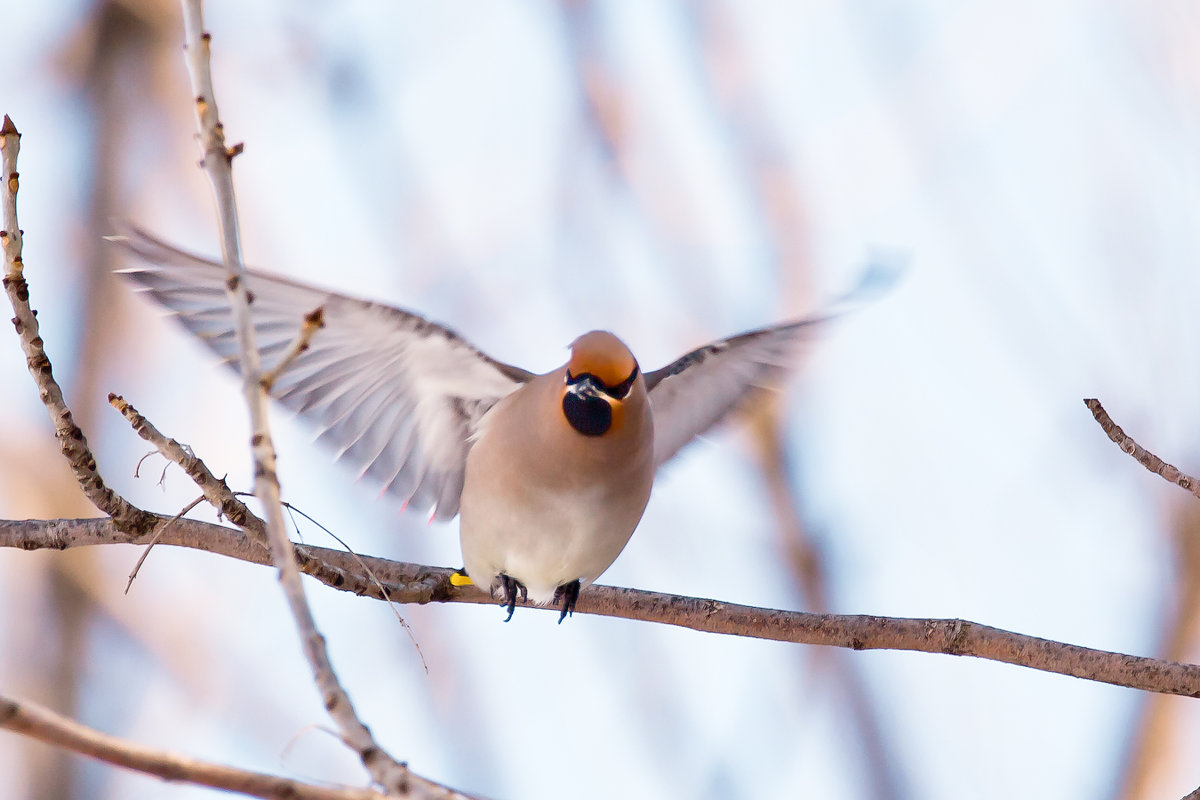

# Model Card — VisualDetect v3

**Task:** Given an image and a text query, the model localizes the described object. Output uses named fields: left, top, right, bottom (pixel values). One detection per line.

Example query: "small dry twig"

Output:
left=109, top=393, right=268, bottom=541
left=125, top=495, right=205, bottom=593
left=107, top=396, right=384, bottom=600
left=280, top=501, right=429, bottom=675
left=260, top=306, right=325, bottom=392
left=1085, top=398, right=1200, bottom=501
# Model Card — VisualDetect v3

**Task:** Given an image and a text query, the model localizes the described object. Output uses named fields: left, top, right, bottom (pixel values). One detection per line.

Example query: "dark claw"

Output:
left=499, top=574, right=527, bottom=622
left=553, top=580, right=581, bottom=624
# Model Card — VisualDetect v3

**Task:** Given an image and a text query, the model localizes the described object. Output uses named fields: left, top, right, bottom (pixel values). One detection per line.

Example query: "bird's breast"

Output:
left=457, top=374, right=654, bottom=599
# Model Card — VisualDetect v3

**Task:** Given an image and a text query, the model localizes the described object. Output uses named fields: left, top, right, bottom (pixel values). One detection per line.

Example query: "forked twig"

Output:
left=109, top=393, right=268, bottom=541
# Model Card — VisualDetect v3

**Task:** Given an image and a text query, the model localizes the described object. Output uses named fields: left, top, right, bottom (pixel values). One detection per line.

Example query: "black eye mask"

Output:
left=566, top=364, right=639, bottom=400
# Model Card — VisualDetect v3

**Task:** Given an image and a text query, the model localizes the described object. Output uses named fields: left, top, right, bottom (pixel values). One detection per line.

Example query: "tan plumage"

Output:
left=112, top=226, right=875, bottom=621
left=461, top=332, right=653, bottom=613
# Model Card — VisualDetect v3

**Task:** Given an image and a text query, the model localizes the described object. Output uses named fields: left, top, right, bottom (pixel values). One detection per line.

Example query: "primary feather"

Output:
left=114, top=226, right=888, bottom=525
left=112, top=225, right=532, bottom=520
left=644, top=320, right=822, bottom=467
left=645, top=260, right=896, bottom=466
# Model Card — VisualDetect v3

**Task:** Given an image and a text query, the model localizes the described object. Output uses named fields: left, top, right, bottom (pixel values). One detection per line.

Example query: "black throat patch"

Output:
left=562, top=392, right=612, bottom=437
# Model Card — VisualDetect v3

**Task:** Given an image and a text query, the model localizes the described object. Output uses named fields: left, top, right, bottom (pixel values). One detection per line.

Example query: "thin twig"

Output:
left=174, top=6, right=425, bottom=794
left=0, top=115, right=155, bottom=536
left=281, top=501, right=428, bottom=676
left=109, top=393, right=268, bottom=541
left=0, top=693, right=394, bottom=800
left=125, top=495, right=205, bottom=593
left=111, top=389, right=426, bottom=670
left=4, top=515, right=1200, bottom=699
left=1085, top=398, right=1200, bottom=501
left=260, top=307, right=325, bottom=392
left=108, top=396, right=389, bottom=600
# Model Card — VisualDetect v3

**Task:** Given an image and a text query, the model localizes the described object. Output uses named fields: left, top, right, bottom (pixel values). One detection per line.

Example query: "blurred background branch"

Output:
left=0, top=693, right=397, bottom=800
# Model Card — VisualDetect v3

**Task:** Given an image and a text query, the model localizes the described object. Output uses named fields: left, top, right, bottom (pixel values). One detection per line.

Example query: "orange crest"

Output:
left=567, top=331, right=637, bottom=388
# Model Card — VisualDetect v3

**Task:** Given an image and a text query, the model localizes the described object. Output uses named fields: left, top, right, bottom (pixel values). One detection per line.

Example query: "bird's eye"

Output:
left=565, top=366, right=638, bottom=399
left=603, top=365, right=638, bottom=400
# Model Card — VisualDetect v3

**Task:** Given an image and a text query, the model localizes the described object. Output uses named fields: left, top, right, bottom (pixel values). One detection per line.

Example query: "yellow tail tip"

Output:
left=449, top=570, right=474, bottom=587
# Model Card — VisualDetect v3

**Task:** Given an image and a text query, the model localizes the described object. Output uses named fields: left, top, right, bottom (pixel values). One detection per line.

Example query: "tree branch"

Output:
left=108, top=393, right=268, bottom=540
left=4, top=515, right=1200, bottom=699
left=1085, top=398, right=1200, bottom=500
left=175, top=4, right=427, bottom=793
left=0, top=95, right=460, bottom=796
left=0, top=115, right=155, bottom=536
left=0, top=693, right=393, bottom=800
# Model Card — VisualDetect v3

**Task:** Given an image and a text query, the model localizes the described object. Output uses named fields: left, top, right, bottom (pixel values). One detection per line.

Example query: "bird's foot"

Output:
left=496, top=574, right=528, bottom=622
left=449, top=568, right=473, bottom=587
left=553, top=580, right=581, bottom=624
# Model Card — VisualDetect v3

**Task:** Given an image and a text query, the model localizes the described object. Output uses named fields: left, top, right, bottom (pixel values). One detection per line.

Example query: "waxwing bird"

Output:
left=113, top=226, right=884, bottom=622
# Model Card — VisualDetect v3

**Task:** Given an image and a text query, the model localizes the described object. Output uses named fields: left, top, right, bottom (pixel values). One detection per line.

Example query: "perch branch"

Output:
left=1085, top=398, right=1200, bottom=501
left=0, top=693, right=392, bottom=800
left=4, top=516, right=1200, bottom=699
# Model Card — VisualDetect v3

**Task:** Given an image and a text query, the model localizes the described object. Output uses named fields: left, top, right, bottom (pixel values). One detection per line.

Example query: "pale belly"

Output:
left=458, top=462, right=653, bottom=604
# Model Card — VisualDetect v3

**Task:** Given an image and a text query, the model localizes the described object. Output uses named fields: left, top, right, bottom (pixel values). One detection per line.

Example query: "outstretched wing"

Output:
left=112, top=226, right=533, bottom=520
left=645, top=263, right=896, bottom=467
left=643, top=319, right=823, bottom=468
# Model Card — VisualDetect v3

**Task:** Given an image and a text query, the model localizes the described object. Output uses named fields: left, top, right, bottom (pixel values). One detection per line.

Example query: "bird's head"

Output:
left=561, top=331, right=641, bottom=437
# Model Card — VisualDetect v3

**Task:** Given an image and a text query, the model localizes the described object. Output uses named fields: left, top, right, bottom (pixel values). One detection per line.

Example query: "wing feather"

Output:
left=644, top=319, right=825, bottom=468
left=646, top=262, right=897, bottom=467
left=112, top=225, right=533, bottom=520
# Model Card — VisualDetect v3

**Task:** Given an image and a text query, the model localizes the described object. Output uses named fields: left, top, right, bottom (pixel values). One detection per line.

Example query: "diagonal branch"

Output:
left=4, top=515, right=1200, bottom=699
left=1085, top=398, right=1200, bottom=501
left=0, top=115, right=155, bottom=536
left=260, top=306, right=325, bottom=392
left=109, top=392, right=268, bottom=540
left=174, top=5, right=425, bottom=793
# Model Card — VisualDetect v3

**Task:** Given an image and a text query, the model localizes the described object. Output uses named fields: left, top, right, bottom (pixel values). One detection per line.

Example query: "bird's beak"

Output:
left=567, top=374, right=605, bottom=399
